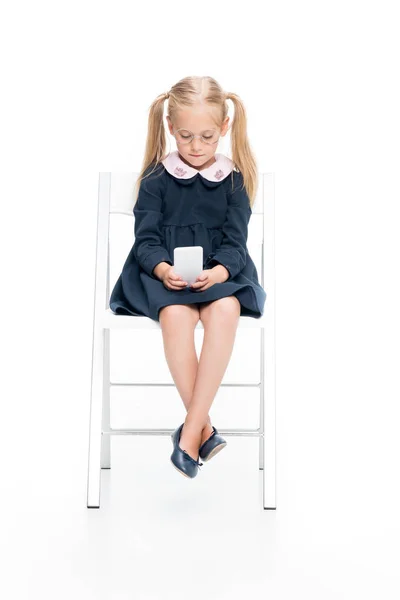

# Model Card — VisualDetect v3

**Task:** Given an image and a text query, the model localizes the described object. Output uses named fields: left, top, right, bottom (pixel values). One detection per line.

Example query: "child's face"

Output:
left=166, top=107, right=229, bottom=171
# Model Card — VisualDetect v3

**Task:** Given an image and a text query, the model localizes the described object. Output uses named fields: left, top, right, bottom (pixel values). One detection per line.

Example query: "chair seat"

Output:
left=101, top=308, right=266, bottom=330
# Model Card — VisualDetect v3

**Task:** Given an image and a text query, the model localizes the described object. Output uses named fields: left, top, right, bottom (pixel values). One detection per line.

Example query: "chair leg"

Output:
left=262, top=320, right=277, bottom=510
left=101, top=328, right=111, bottom=469
left=259, top=328, right=265, bottom=471
left=87, top=326, right=106, bottom=508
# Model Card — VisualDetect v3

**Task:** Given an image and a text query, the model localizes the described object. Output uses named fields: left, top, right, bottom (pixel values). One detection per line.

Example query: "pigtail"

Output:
left=226, top=92, right=258, bottom=208
left=133, top=92, right=171, bottom=205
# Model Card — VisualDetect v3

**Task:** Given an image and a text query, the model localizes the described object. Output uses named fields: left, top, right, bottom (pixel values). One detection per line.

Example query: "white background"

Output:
left=1, top=1, right=399, bottom=598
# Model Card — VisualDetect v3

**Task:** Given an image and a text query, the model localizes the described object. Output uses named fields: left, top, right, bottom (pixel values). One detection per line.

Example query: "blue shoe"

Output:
left=170, top=423, right=203, bottom=479
left=198, top=426, right=227, bottom=462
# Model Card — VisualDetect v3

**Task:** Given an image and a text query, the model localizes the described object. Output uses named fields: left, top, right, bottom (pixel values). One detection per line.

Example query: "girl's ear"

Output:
left=221, top=116, right=230, bottom=137
left=166, top=115, right=173, bottom=135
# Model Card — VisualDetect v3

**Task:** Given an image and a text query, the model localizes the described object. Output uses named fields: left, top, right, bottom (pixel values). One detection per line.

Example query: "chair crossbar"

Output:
left=103, top=428, right=263, bottom=437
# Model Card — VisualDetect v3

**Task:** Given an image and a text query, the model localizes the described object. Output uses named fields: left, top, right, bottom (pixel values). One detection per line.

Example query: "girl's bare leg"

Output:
left=158, top=304, right=213, bottom=450
left=180, top=296, right=241, bottom=459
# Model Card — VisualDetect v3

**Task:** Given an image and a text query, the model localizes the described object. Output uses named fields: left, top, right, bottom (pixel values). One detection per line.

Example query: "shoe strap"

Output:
left=183, top=449, right=203, bottom=467
left=199, top=427, right=217, bottom=451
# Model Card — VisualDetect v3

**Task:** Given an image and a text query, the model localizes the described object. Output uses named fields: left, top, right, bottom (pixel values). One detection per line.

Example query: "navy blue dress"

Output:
left=109, top=153, right=266, bottom=321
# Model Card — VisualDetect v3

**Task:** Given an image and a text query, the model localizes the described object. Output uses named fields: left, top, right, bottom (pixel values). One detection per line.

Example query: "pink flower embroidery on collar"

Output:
left=215, top=169, right=224, bottom=180
left=174, top=166, right=187, bottom=177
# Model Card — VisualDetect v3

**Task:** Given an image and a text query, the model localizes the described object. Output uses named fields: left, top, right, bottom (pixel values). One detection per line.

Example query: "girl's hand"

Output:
left=190, top=265, right=229, bottom=291
left=161, top=266, right=188, bottom=291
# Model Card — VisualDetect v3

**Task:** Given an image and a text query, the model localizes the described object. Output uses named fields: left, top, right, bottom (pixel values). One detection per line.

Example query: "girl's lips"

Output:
left=190, top=154, right=203, bottom=157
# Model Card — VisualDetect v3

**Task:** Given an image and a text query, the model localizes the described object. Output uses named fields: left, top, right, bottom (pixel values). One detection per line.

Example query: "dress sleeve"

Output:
left=133, top=167, right=173, bottom=277
left=206, top=171, right=252, bottom=280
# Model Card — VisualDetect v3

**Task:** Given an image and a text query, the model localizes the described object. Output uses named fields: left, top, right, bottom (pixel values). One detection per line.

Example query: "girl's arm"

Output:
left=205, top=171, right=251, bottom=280
left=133, top=169, right=172, bottom=277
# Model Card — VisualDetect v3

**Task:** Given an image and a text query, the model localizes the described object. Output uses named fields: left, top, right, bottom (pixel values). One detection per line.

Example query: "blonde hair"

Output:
left=134, top=75, right=258, bottom=208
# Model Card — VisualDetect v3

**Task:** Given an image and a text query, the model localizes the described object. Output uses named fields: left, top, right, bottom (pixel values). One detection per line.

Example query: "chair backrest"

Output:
left=95, top=171, right=274, bottom=312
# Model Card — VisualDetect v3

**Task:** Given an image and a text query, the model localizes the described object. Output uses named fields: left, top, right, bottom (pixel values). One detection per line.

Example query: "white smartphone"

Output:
left=173, top=246, right=203, bottom=286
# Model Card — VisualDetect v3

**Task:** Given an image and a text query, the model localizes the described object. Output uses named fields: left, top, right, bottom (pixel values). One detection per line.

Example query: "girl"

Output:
left=109, top=76, right=266, bottom=479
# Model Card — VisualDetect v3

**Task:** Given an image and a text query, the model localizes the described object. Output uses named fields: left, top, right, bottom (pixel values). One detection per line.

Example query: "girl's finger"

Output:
left=168, top=280, right=187, bottom=288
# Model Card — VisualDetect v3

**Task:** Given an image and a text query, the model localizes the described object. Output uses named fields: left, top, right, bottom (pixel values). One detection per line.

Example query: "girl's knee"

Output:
left=216, top=296, right=241, bottom=316
left=159, top=303, right=200, bottom=326
left=200, top=296, right=241, bottom=321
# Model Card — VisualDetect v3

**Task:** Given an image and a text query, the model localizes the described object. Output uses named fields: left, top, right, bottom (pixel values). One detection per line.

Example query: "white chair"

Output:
left=87, top=171, right=276, bottom=509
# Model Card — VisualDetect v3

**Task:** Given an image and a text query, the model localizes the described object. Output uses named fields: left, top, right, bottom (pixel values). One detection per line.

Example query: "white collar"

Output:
left=161, top=150, right=235, bottom=182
